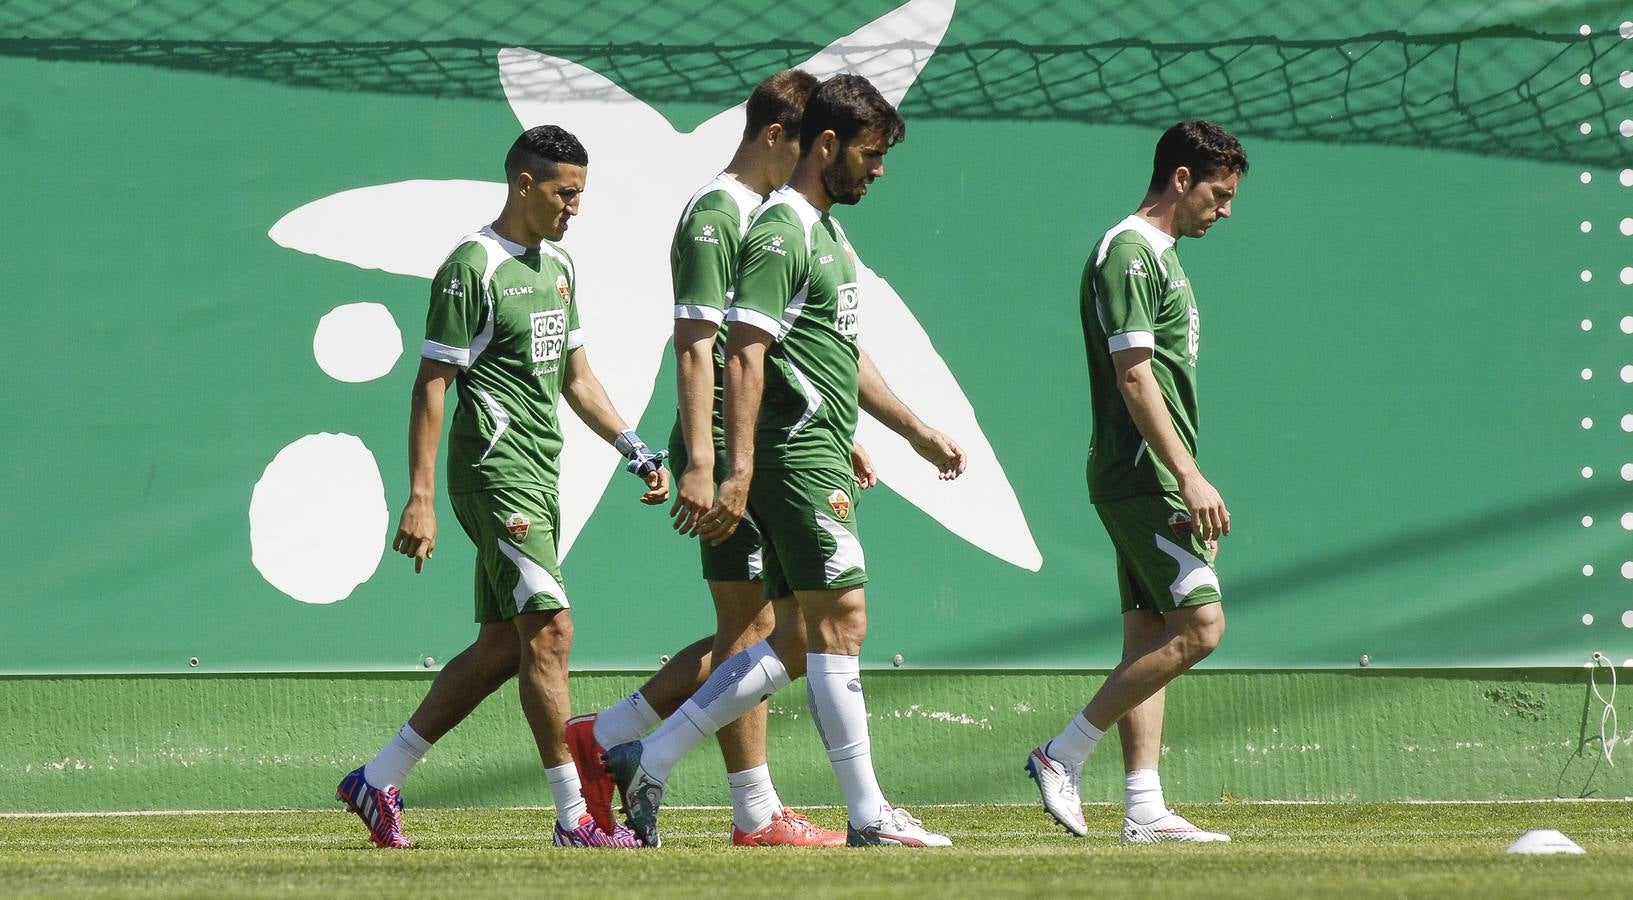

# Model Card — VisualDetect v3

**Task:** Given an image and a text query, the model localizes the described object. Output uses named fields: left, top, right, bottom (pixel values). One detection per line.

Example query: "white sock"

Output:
left=1046, top=713, right=1105, bottom=769
left=363, top=724, right=432, bottom=789
left=640, top=641, right=791, bottom=783
left=726, top=763, right=783, bottom=834
left=1124, top=768, right=1166, bottom=823
left=594, top=691, right=661, bottom=748
left=806, top=653, right=889, bottom=829
left=545, top=762, right=589, bottom=830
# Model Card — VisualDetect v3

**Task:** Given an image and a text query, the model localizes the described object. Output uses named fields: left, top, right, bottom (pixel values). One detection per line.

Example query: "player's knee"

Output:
left=519, top=610, right=573, bottom=662
left=1178, top=607, right=1225, bottom=662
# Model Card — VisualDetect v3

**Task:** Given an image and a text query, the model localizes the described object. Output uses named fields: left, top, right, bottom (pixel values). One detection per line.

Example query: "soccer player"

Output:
left=1026, top=120, right=1248, bottom=843
left=563, top=69, right=850, bottom=847
left=335, top=125, right=671, bottom=850
left=603, top=73, right=968, bottom=849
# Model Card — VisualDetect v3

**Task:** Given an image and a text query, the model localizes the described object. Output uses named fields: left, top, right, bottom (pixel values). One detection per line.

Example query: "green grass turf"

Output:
left=3, top=803, right=1631, bottom=898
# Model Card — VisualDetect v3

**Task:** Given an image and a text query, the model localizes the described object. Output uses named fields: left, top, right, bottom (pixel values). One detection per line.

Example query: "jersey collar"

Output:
left=1122, top=214, right=1176, bottom=256
left=480, top=224, right=531, bottom=258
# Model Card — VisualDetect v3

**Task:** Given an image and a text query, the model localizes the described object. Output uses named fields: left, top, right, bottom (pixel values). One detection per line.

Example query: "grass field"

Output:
left=3, top=802, right=1631, bottom=898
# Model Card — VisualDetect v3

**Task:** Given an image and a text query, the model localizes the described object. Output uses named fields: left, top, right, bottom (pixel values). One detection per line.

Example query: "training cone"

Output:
left=1505, top=829, right=1585, bottom=855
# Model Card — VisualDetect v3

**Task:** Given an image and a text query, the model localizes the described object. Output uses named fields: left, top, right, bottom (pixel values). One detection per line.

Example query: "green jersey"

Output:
left=422, top=226, right=584, bottom=496
left=668, top=172, right=765, bottom=455
left=1082, top=215, right=1201, bottom=501
left=727, top=186, right=861, bottom=472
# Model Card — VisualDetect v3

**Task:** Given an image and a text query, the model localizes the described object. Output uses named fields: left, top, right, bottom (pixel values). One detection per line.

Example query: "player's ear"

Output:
left=1172, top=165, right=1192, bottom=194
left=764, top=123, right=784, bottom=148
left=514, top=169, right=535, bottom=197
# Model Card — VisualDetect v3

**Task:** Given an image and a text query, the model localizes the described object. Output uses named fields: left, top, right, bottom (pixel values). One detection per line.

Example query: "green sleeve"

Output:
left=672, top=208, right=740, bottom=321
left=727, top=218, right=808, bottom=340
left=422, top=260, right=486, bottom=367
left=1093, top=241, right=1162, bottom=352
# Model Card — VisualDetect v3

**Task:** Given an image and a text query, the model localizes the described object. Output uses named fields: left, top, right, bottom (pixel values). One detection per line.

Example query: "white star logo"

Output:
left=266, top=0, right=1041, bottom=579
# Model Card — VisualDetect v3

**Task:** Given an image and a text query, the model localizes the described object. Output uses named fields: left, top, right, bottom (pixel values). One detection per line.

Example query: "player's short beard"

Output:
left=820, top=154, right=865, bottom=206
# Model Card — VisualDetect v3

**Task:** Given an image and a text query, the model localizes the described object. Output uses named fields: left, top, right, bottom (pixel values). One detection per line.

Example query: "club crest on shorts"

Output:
left=1168, top=511, right=1193, bottom=540
left=555, top=274, right=571, bottom=304
left=504, top=512, right=531, bottom=542
left=827, top=488, right=852, bottom=521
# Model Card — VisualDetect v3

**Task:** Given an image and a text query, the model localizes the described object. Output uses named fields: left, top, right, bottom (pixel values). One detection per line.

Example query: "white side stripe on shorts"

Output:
left=495, top=539, right=570, bottom=613
left=814, top=510, right=865, bottom=583
left=1153, top=534, right=1218, bottom=603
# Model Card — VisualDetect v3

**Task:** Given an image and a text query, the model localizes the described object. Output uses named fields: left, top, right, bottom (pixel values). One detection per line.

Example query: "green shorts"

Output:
left=449, top=486, right=569, bottom=624
left=747, top=465, right=866, bottom=599
left=668, top=430, right=764, bottom=583
left=1094, top=492, right=1222, bottom=614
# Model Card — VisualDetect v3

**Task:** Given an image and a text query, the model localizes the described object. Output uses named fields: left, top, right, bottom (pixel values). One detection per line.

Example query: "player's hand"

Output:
left=851, top=442, right=877, bottom=490
left=670, top=465, right=714, bottom=534
left=393, top=496, right=437, bottom=573
left=910, top=428, right=968, bottom=481
left=1179, top=473, right=1230, bottom=543
left=698, top=475, right=749, bottom=546
left=639, top=466, right=670, bottom=506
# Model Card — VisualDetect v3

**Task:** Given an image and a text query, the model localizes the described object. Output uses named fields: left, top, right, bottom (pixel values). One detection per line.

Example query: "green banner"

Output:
left=3, top=0, right=1631, bottom=672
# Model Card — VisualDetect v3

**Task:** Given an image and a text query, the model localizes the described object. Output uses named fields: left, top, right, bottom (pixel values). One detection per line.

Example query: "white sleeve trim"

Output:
left=1107, top=331, right=1156, bottom=352
left=566, top=328, right=587, bottom=350
left=422, top=339, right=471, bottom=368
left=673, top=304, right=726, bottom=324
left=725, top=306, right=784, bottom=341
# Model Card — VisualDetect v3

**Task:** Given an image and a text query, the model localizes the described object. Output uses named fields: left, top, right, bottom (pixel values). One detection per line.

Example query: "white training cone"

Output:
left=1505, top=829, right=1585, bottom=855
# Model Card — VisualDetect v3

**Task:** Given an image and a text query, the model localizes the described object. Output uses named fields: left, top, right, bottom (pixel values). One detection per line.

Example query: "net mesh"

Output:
left=3, top=3, right=1630, bottom=166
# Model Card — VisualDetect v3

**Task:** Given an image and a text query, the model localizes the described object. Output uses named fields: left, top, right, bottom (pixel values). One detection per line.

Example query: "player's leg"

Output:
left=1116, top=607, right=1168, bottom=821
left=482, top=488, right=636, bottom=848
left=604, top=528, right=807, bottom=847
left=568, top=634, right=708, bottom=831
left=1030, top=493, right=1227, bottom=841
left=346, top=620, right=518, bottom=820
left=795, top=584, right=945, bottom=848
left=336, top=492, right=524, bottom=849
left=604, top=588, right=800, bottom=846
left=1026, top=555, right=1147, bottom=837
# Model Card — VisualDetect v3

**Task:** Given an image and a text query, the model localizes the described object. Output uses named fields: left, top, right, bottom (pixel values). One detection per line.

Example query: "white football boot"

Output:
left=1122, top=809, right=1231, bottom=843
left=1025, top=744, right=1088, bottom=836
left=846, top=806, right=952, bottom=847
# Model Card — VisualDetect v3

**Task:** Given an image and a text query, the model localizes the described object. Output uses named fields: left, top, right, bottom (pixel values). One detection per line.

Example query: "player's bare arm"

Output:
left=562, top=345, right=670, bottom=505
left=857, top=347, right=967, bottom=480
left=393, top=357, right=460, bottom=573
left=698, top=323, right=772, bottom=544
left=1111, top=346, right=1229, bottom=541
left=670, top=317, right=719, bottom=535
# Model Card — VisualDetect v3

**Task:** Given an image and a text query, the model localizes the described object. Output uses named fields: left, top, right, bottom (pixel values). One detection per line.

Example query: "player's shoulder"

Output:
left=1093, top=216, right=1172, bottom=272
left=681, top=174, right=760, bottom=227
left=441, top=233, right=493, bottom=272
left=747, top=187, right=820, bottom=244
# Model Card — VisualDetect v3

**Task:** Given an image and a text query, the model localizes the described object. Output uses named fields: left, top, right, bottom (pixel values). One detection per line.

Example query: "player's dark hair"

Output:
left=743, top=69, right=819, bottom=141
left=1148, top=120, right=1248, bottom=192
left=799, top=74, right=905, bottom=153
left=504, top=125, right=589, bottom=182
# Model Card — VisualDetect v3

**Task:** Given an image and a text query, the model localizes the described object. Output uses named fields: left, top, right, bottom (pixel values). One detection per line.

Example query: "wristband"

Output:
left=615, top=430, right=668, bottom=478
